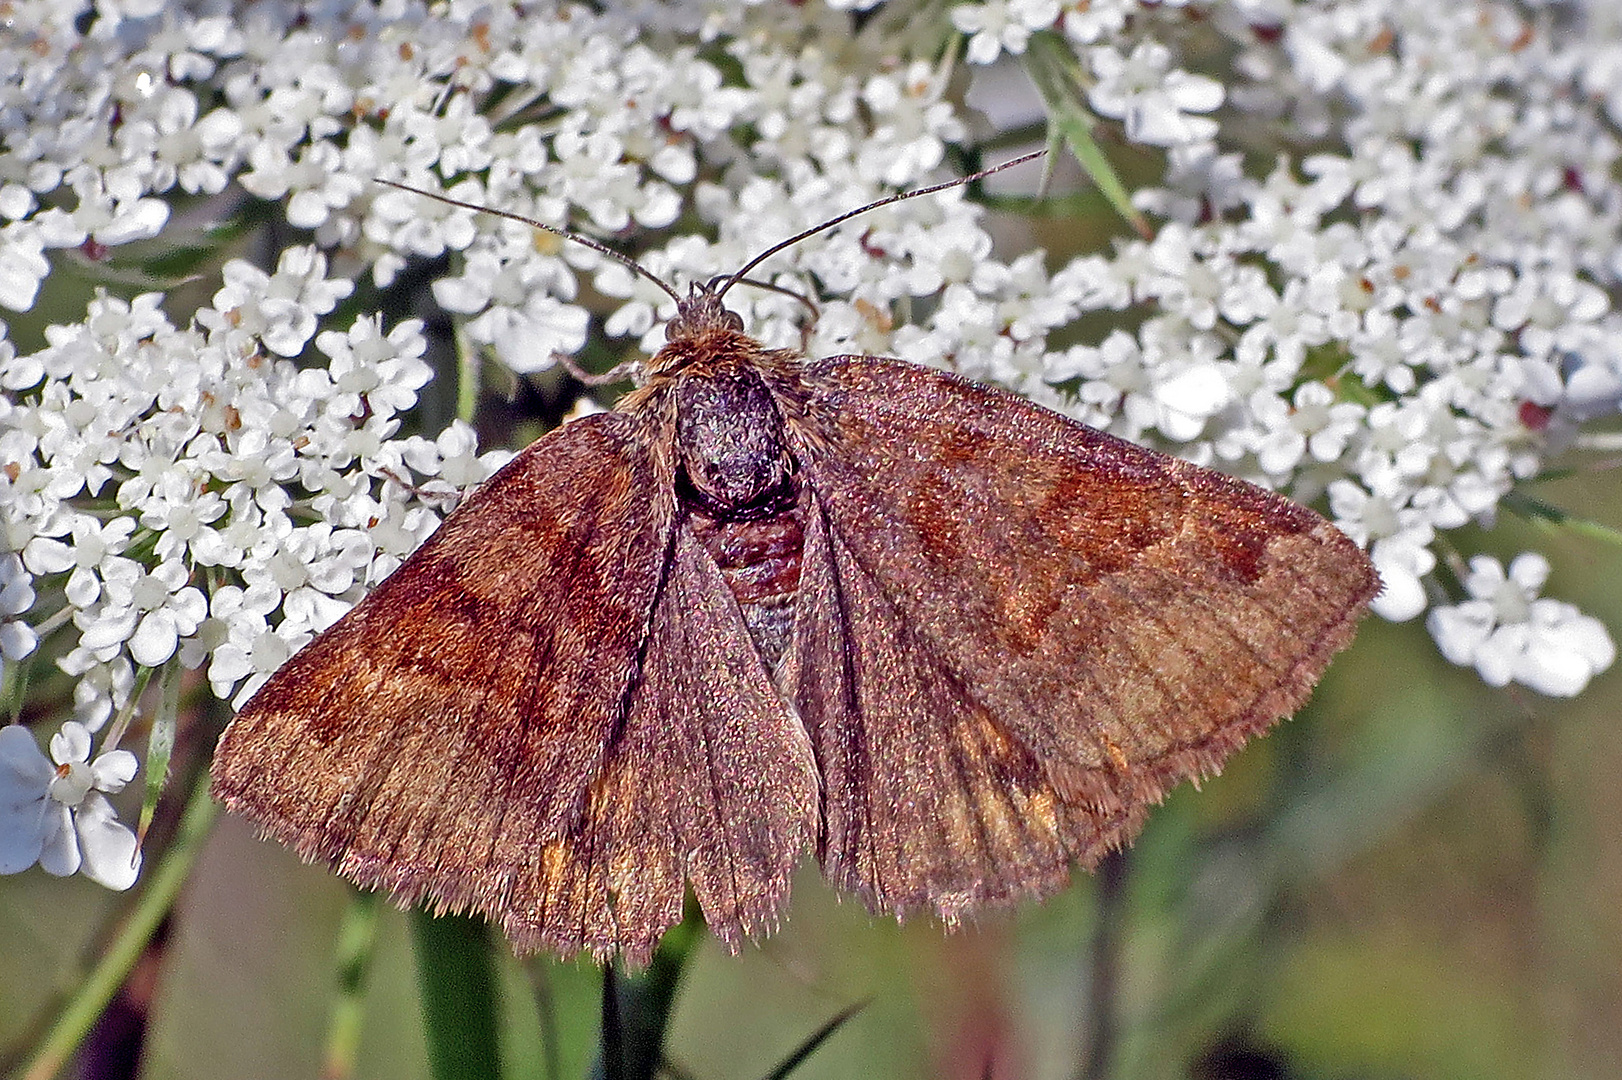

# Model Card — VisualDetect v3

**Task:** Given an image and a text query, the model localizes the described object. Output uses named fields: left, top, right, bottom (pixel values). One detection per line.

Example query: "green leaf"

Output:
left=135, top=663, right=179, bottom=848
left=759, top=1001, right=867, bottom=1080
left=1024, top=31, right=1152, bottom=238
left=1501, top=490, right=1622, bottom=547
left=593, top=900, right=703, bottom=1080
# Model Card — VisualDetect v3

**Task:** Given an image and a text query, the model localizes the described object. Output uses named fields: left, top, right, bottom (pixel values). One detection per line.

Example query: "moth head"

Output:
left=665, top=283, right=746, bottom=347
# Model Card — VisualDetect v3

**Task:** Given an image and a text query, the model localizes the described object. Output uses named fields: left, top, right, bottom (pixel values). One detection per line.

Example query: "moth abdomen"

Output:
left=664, top=355, right=811, bottom=670
left=688, top=508, right=805, bottom=671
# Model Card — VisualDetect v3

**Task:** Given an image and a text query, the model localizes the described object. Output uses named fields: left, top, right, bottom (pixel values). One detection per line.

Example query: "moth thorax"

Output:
left=674, top=368, right=796, bottom=519
left=675, top=366, right=805, bottom=673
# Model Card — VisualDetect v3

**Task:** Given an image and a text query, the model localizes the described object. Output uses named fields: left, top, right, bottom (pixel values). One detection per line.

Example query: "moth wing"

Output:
left=212, top=411, right=678, bottom=956
left=784, top=498, right=1080, bottom=918
left=785, top=357, right=1378, bottom=915
left=568, top=525, right=818, bottom=962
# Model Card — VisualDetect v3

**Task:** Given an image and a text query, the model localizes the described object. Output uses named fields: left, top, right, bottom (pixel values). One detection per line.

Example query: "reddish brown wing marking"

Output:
left=787, top=357, right=1378, bottom=906
left=212, top=411, right=676, bottom=955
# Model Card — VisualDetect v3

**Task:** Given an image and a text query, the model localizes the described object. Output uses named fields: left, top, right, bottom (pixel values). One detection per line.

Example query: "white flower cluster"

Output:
left=951, top=0, right=1622, bottom=695
left=1428, top=554, right=1614, bottom=697
left=2, top=1, right=1619, bottom=886
left=5, top=243, right=502, bottom=708
left=0, top=722, right=141, bottom=890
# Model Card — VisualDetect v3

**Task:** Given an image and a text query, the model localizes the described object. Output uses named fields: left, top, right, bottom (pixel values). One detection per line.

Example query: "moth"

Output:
left=212, top=154, right=1379, bottom=964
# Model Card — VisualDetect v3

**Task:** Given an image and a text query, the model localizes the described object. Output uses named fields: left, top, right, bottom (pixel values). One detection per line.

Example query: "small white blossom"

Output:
left=203, top=247, right=353, bottom=357
left=1428, top=554, right=1615, bottom=696
left=0, top=723, right=141, bottom=890
left=72, top=558, right=208, bottom=669
left=952, top=1, right=1059, bottom=65
left=1327, top=478, right=1437, bottom=623
left=1, top=553, right=39, bottom=672
left=1089, top=42, right=1223, bottom=147
left=312, top=317, right=432, bottom=421
left=0, top=221, right=57, bottom=312
left=196, top=583, right=304, bottom=708
left=1250, top=382, right=1367, bottom=478
left=23, top=516, right=138, bottom=608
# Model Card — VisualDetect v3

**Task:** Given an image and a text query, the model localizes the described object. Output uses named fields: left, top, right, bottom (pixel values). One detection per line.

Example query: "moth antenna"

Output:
left=714, top=148, right=1046, bottom=303
left=378, top=147, right=1043, bottom=325
left=373, top=178, right=683, bottom=305
left=707, top=274, right=821, bottom=323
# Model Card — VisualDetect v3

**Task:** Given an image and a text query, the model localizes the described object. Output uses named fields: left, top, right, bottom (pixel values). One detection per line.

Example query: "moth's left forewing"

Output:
left=782, top=356, right=1378, bottom=864
left=211, top=411, right=682, bottom=958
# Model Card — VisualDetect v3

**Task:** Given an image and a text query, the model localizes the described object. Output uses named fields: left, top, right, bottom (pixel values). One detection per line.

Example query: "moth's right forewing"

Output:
left=565, top=525, right=818, bottom=963
left=211, top=411, right=676, bottom=923
left=787, top=357, right=1377, bottom=846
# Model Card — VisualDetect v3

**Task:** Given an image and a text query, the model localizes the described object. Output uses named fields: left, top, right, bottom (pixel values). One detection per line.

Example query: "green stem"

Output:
left=323, top=890, right=383, bottom=1080
left=1079, top=850, right=1129, bottom=1080
left=591, top=907, right=703, bottom=1080
left=456, top=323, right=480, bottom=425
left=410, top=910, right=503, bottom=1080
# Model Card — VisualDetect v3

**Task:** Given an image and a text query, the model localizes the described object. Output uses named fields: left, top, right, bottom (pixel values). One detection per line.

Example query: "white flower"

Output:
left=1088, top=42, right=1223, bottom=147
left=204, top=248, right=353, bottom=357
left=0, top=221, right=55, bottom=311
left=22, top=515, right=138, bottom=608
left=312, top=316, right=432, bottom=421
left=72, top=193, right=170, bottom=248
left=1151, top=361, right=1232, bottom=443
left=73, top=558, right=208, bottom=668
left=1428, top=554, right=1616, bottom=697
left=1327, top=478, right=1437, bottom=622
left=1365, top=537, right=1435, bottom=624
left=197, top=584, right=305, bottom=707
left=952, top=1, right=1059, bottom=65
left=470, top=295, right=592, bottom=375
left=400, top=419, right=511, bottom=490
left=857, top=62, right=965, bottom=186
left=1250, top=382, right=1367, bottom=478
left=0, top=722, right=142, bottom=890
left=366, top=176, right=484, bottom=263
left=0, top=553, right=39, bottom=671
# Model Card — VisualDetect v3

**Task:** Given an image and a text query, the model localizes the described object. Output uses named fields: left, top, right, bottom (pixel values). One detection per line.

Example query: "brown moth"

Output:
left=212, top=154, right=1379, bottom=964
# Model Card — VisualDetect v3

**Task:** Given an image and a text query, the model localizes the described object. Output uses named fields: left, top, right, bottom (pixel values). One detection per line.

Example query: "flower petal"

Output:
left=129, top=610, right=181, bottom=667
left=37, top=802, right=80, bottom=876
left=0, top=725, right=54, bottom=788
left=0, top=728, right=51, bottom=873
left=74, top=793, right=142, bottom=890
left=90, top=749, right=139, bottom=792
left=49, top=721, right=92, bottom=766
left=0, top=802, right=47, bottom=873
